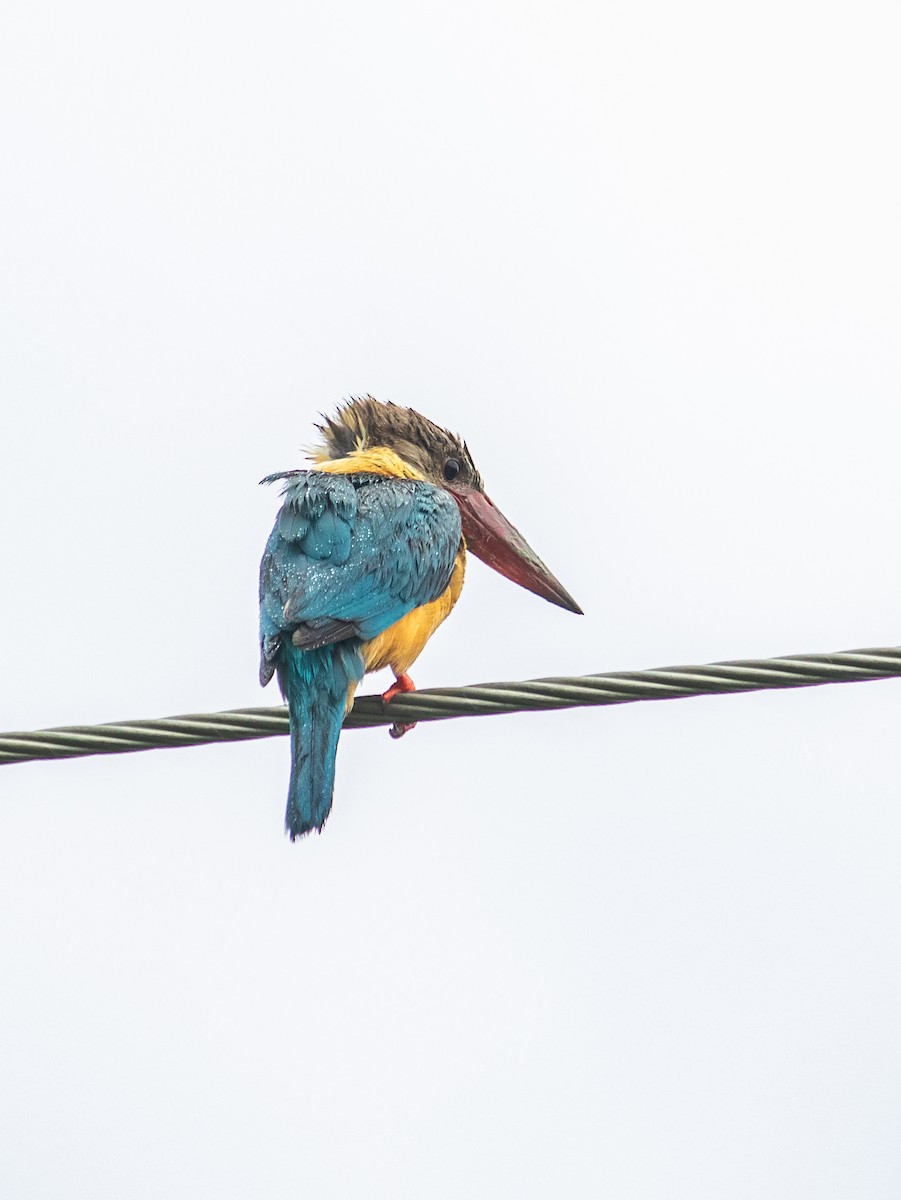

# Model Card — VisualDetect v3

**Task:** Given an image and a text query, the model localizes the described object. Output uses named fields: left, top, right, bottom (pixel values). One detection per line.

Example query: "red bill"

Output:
left=451, top=489, right=583, bottom=615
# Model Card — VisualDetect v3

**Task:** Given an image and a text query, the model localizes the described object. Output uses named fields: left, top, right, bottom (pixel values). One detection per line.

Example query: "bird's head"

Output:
left=313, top=396, right=582, bottom=614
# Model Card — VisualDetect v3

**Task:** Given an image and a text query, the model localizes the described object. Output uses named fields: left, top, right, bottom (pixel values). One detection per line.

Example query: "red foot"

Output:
left=382, top=672, right=416, bottom=703
left=382, top=673, right=417, bottom=739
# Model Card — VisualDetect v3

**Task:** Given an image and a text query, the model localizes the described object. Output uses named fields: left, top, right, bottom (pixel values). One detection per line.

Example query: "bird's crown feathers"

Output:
left=311, top=396, right=482, bottom=489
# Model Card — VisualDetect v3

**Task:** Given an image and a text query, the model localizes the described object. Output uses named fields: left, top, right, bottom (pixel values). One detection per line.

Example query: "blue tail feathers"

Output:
left=277, top=639, right=365, bottom=839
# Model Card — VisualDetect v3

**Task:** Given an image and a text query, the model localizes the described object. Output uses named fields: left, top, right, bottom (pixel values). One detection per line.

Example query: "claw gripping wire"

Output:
left=1, top=645, right=900, bottom=766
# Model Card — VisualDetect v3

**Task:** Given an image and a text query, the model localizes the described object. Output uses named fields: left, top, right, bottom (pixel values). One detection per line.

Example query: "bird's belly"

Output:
left=363, top=548, right=466, bottom=677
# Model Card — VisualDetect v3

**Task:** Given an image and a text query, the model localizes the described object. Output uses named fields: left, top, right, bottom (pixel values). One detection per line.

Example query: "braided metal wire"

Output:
left=2, top=645, right=900, bottom=767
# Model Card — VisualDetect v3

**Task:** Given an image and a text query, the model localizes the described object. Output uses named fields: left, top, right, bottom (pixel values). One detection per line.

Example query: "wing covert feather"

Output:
left=259, top=471, right=461, bottom=675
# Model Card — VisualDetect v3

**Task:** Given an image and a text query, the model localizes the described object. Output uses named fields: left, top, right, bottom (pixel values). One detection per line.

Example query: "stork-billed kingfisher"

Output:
left=259, top=396, right=581, bottom=839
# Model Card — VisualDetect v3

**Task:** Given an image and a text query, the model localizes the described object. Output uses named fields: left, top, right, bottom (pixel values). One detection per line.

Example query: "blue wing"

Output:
left=259, top=471, right=462, bottom=685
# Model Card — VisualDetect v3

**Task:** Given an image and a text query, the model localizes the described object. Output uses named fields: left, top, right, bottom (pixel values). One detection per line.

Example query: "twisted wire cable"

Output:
left=2, top=644, right=900, bottom=767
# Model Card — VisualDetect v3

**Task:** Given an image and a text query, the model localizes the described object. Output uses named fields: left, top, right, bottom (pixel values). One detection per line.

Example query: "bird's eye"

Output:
left=443, top=458, right=461, bottom=481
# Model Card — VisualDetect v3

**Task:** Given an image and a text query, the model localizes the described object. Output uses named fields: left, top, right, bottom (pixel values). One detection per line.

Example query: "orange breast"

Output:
left=363, top=547, right=466, bottom=676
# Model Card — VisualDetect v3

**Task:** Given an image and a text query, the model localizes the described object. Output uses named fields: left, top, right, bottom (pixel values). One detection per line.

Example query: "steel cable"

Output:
left=1, top=644, right=900, bottom=766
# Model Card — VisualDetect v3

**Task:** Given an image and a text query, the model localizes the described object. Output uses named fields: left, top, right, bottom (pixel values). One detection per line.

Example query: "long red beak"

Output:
left=452, top=490, right=583, bottom=614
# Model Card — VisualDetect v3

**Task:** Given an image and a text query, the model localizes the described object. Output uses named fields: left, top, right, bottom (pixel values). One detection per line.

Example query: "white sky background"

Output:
left=1, top=1, right=900, bottom=1195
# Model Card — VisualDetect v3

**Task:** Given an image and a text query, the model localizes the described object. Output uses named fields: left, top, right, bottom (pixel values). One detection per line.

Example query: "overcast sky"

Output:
left=2, top=2, right=900, bottom=1197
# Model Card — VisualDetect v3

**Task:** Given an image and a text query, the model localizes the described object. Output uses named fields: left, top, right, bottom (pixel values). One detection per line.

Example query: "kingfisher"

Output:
left=259, top=396, right=582, bottom=839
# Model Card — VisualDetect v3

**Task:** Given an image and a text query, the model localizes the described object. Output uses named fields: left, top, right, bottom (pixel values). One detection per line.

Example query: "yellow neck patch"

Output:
left=313, top=446, right=426, bottom=481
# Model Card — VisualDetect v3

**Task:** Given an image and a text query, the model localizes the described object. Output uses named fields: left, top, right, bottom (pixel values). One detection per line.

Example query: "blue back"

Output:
left=258, top=470, right=462, bottom=838
left=259, top=470, right=462, bottom=679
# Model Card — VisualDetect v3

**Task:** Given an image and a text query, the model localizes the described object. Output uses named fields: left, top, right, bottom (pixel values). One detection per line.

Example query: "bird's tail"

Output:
left=278, top=639, right=365, bottom=840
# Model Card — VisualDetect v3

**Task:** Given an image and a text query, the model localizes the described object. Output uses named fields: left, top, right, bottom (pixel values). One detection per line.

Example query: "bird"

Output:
left=259, top=396, right=582, bottom=839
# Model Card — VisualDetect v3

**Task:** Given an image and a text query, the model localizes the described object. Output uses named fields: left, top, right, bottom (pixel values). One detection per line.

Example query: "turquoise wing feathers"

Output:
left=258, top=470, right=462, bottom=839
left=259, top=470, right=462, bottom=676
